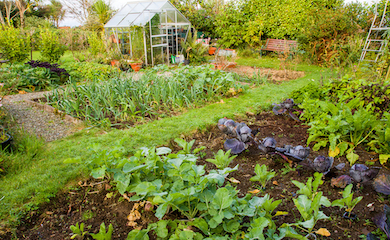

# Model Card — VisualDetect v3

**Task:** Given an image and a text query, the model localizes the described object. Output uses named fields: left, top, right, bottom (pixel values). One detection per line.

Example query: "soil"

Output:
left=225, top=65, right=305, bottom=82
left=1, top=112, right=388, bottom=239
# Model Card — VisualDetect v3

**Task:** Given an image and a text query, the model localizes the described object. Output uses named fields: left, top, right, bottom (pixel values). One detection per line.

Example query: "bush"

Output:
left=296, top=7, right=362, bottom=67
left=0, top=63, right=70, bottom=93
left=88, top=32, right=106, bottom=56
left=39, top=28, right=67, bottom=62
left=0, top=27, right=30, bottom=63
left=61, top=62, right=121, bottom=82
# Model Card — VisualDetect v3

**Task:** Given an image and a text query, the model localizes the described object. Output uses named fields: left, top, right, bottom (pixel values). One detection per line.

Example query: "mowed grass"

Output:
left=0, top=57, right=334, bottom=231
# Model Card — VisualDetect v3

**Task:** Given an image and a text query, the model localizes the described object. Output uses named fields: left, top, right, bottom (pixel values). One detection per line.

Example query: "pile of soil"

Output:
left=1, top=112, right=387, bottom=239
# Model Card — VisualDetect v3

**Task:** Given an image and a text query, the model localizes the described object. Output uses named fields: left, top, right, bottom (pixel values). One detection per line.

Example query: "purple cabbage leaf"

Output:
left=373, top=173, right=390, bottom=195
left=349, top=164, right=380, bottom=183
left=224, top=139, right=246, bottom=155
left=372, top=204, right=390, bottom=239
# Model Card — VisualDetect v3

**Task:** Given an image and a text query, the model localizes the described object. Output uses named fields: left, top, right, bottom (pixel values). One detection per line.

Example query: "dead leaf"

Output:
left=219, top=99, right=225, bottom=103
left=248, top=189, right=260, bottom=194
left=122, top=193, right=131, bottom=202
left=329, top=146, right=340, bottom=157
left=272, top=180, right=278, bottom=185
left=273, top=211, right=288, bottom=217
left=105, top=192, right=114, bottom=199
left=228, top=177, right=240, bottom=184
left=315, top=228, right=331, bottom=237
left=46, top=211, right=53, bottom=215
left=18, top=90, right=27, bottom=94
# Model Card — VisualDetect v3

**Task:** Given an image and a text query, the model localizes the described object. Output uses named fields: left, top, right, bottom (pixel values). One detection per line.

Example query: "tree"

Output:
left=85, top=0, right=113, bottom=31
left=62, top=0, right=93, bottom=24
left=0, top=0, right=17, bottom=28
left=14, top=0, right=32, bottom=29
left=48, top=0, right=65, bottom=27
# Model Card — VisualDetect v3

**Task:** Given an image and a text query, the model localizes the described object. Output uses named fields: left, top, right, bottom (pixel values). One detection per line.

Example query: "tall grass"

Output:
left=47, top=65, right=245, bottom=125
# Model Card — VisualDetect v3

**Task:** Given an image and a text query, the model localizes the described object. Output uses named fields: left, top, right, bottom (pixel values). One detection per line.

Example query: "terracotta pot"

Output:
left=227, top=62, right=237, bottom=68
left=130, top=62, right=142, bottom=72
left=209, top=47, right=217, bottom=55
left=212, top=63, right=224, bottom=70
left=111, top=60, right=119, bottom=67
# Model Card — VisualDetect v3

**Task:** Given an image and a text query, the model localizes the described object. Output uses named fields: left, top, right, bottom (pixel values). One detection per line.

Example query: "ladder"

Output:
left=360, top=0, right=390, bottom=62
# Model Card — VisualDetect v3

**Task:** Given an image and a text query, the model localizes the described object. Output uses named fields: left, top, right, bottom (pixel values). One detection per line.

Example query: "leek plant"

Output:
left=47, top=65, right=245, bottom=126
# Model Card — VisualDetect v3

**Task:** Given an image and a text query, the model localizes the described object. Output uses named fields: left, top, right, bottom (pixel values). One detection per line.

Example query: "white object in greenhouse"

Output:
left=104, top=0, right=191, bottom=66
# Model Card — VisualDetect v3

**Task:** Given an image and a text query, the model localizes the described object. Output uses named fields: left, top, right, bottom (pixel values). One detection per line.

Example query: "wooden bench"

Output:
left=260, top=39, right=298, bottom=55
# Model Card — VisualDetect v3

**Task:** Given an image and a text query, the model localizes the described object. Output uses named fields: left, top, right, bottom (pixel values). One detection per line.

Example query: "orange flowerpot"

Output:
left=111, top=60, right=119, bottom=67
left=130, top=62, right=142, bottom=72
left=209, top=47, right=217, bottom=55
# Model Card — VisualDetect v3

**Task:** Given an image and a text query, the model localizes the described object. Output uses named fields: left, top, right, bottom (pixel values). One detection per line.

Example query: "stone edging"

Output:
left=24, top=99, right=82, bottom=124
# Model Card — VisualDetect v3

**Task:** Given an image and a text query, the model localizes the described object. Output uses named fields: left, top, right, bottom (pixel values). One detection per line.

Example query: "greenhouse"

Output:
left=104, top=0, right=191, bottom=65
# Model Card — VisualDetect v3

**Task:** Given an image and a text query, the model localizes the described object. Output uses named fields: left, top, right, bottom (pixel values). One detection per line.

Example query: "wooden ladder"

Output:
left=360, top=0, right=390, bottom=62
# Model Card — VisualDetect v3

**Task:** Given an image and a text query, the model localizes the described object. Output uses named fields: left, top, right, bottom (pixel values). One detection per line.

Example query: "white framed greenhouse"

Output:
left=104, top=0, right=191, bottom=65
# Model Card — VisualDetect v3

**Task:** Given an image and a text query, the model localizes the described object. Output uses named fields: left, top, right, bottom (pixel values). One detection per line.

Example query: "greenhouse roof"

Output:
left=104, top=0, right=190, bottom=28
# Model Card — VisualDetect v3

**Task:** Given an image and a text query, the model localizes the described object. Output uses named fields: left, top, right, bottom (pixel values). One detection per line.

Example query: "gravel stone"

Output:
left=2, top=91, right=77, bottom=142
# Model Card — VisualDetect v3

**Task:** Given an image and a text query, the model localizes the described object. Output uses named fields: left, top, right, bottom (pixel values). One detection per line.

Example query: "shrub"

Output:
left=39, top=28, right=67, bottom=62
left=61, top=61, right=120, bottom=82
left=88, top=32, right=106, bottom=56
left=296, top=8, right=362, bottom=67
left=0, top=63, right=69, bottom=93
left=0, top=27, right=30, bottom=63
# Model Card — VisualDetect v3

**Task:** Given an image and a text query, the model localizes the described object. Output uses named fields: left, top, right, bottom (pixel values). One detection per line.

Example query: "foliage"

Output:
left=70, top=222, right=113, bottom=240
left=181, top=31, right=207, bottom=64
left=0, top=60, right=332, bottom=230
left=371, top=204, right=390, bottom=239
left=88, top=32, right=106, bottom=56
left=171, top=0, right=218, bottom=38
left=67, top=141, right=308, bottom=239
left=288, top=173, right=331, bottom=235
left=369, top=112, right=390, bottom=165
left=291, top=74, right=390, bottom=165
left=39, top=28, right=67, bottom=62
left=0, top=63, right=70, bottom=92
left=86, top=0, right=114, bottom=31
left=296, top=7, right=362, bottom=67
left=61, top=61, right=120, bottom=82
left=206, top=149, right=237, bottom=169
left=250, top=164, right=276, bottom=190
left=48, top=65, right=245, bottom=125
left=70, top=222, right=88, bottom=239
left=331, top=184, right=363, bottom=216
left=0, top=26, right=30, bottom=63
left=174, top=138, right=205, bottom=155
left=304, top=100, right=378, bottom=165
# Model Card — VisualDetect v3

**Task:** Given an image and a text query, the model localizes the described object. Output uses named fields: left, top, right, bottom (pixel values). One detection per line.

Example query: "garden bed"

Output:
left=3, top=112, right=386, bottom=239
left=225, top=66, right=305, bottom=82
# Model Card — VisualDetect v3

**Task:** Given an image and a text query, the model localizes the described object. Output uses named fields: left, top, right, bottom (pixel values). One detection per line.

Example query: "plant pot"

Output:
left=212, top=63, right=224, bottom=70
left=184, top=59, right=190, bottom=65
left=130, top=62, right=142, bottom=72
left=111, top=60, right=120, bottom=67
left=209, top=47, right=217, bottom=55
left=1, top=133, right=12, bottom=150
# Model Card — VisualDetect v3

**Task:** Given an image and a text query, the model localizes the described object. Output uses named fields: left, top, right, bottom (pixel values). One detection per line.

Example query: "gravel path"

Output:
left=2, top=91, right=78, bottom=142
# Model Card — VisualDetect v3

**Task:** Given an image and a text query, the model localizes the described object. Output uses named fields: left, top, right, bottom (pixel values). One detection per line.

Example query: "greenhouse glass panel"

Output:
left=104, top=0, right=191, bottom=66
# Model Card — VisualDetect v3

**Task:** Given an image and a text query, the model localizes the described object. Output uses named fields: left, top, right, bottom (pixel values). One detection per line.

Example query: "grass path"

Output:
left=0, top=61, right=333, bottom=230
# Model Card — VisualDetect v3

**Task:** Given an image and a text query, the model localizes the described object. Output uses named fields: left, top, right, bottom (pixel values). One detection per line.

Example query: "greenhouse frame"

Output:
left=104, top=0, right=192, bottom=66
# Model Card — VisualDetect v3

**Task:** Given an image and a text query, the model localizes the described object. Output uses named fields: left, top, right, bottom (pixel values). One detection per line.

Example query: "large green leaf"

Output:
left=212, top=188, right=234, bottom=210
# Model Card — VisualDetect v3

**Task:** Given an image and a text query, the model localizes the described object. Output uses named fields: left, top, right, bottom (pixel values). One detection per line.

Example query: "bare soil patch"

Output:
left=1, top=112, right=387, bottom=239
left=226, top=65, right=305, bottom=81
